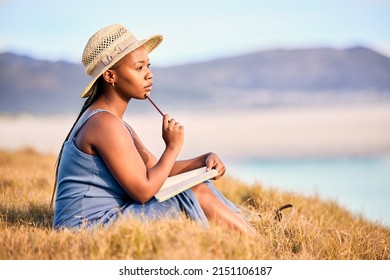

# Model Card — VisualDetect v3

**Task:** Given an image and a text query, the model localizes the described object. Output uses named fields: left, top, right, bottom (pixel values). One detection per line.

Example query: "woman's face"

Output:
left=110, top=46, right=153, bottom=100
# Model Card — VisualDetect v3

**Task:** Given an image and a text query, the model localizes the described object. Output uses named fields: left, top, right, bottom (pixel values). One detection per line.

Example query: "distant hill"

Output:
left=1, top=47, right=390, bottom=114
left=0, top=53, right=87, bottom=114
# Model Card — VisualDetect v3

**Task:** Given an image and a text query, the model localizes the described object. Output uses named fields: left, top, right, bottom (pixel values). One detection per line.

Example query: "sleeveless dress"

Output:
left=53, top=109, right=238, bottom=230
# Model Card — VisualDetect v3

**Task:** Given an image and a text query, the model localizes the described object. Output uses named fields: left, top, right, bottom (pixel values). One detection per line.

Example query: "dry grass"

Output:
left=0, top=149, right=389, bottom=260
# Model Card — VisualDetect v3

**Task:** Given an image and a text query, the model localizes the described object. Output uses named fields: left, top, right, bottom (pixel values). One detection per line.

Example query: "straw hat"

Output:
left=80, top=24, right=163, bottom=98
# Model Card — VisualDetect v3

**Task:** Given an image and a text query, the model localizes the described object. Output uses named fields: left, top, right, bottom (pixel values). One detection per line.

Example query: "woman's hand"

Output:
left=162, top=114, right=184, bottom=152
left=205, top=152, right=226, bottom=180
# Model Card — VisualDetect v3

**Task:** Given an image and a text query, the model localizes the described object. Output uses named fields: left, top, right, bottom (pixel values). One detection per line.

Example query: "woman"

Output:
left=52, top=24, right=255, bottom=235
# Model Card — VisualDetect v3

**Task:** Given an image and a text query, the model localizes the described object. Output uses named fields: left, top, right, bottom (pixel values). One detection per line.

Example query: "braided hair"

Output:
left=50, top=77, right=104, bottom=209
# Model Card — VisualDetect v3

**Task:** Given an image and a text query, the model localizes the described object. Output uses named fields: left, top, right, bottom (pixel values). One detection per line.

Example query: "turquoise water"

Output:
left=228, top=156, right=390, bottom=227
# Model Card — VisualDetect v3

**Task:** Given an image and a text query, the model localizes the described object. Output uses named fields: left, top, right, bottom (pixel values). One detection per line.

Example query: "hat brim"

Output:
left=80, top=34, right=163, bottom=98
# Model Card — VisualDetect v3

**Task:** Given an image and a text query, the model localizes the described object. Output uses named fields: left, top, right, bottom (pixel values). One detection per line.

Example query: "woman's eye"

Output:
left=136, top=63, right=150, bottom=71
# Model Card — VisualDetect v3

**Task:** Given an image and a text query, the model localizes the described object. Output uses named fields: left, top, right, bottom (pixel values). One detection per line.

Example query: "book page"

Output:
left=155, top=167, right=218, bottom=202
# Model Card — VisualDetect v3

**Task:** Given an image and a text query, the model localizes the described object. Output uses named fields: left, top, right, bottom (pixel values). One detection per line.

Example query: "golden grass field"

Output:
left=0, top=149, right=389, bottom=260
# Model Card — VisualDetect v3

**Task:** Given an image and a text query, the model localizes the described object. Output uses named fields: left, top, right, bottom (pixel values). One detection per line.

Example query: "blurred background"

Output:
left=1, top=0, right=389, bottom=226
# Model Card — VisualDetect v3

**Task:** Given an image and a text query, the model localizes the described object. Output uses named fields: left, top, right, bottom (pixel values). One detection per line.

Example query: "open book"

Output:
left=154, top=167, right=219, bottom=202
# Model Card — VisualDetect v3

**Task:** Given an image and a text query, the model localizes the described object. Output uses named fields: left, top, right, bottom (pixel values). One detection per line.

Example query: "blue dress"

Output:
left=53, top=109, right=238, bottom=230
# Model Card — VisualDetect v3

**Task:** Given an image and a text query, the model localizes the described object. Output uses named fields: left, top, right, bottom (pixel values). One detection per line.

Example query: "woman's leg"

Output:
left=191, top=182, right=256, bottom=235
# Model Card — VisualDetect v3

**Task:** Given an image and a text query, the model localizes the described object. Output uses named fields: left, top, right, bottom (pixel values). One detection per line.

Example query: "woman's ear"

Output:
left=102, top=69, right=116, bottom=84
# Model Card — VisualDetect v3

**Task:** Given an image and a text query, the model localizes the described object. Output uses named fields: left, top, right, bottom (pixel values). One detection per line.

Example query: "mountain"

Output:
left=1, top=47, right=390, bottom=114
left=0, top=53, right=86, bottom=114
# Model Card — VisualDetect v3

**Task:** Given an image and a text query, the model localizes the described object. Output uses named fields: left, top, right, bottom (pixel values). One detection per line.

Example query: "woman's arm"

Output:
left=129, top=123, right=226, bottom=180
left=83, top=113, right=183, bottom=203
left=172, top=152, right=226, bottom=180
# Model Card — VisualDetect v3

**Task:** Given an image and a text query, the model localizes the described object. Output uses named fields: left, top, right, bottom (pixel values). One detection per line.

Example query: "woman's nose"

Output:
left=145, top=68, right=153, bottom=80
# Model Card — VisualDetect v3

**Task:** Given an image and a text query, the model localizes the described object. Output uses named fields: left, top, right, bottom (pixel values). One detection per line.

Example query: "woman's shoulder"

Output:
left=77, top=109, right=129, bottom=144
left=86, top=109, right=125, bottom=133
left=75, top=109, right=134, bottom=156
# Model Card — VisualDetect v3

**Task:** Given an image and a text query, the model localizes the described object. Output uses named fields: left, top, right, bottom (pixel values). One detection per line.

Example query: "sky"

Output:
left=0, top=0, right=389, bottom=66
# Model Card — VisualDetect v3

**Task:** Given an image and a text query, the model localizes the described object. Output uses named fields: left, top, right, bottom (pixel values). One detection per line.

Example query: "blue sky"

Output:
left=0, top=0, right=389, bottom=66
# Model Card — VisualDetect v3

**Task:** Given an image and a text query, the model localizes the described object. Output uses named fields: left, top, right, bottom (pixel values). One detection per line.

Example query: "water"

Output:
left=228, top=156, right=390, bottom=227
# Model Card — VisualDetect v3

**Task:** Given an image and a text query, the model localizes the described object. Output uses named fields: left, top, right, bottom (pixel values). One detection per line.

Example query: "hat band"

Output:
left=90, top=35, right=137, bottom=77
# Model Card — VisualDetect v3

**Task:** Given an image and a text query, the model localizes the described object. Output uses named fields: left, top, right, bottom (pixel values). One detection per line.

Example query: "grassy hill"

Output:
left=0, top=149, right=388, bottom=259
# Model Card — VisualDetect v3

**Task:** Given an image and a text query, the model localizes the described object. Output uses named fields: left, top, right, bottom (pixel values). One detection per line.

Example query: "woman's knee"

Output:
left=191, top=182, right=210, bottom=196
left=191, top=182, right=217, bottom=204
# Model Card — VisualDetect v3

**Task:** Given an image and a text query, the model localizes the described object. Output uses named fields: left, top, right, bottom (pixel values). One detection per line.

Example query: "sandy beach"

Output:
left=1, top=103, right=390, bottom=160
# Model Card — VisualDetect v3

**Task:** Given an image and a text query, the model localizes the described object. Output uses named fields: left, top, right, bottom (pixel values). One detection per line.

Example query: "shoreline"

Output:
left=1, top=103, right=390, bottom=160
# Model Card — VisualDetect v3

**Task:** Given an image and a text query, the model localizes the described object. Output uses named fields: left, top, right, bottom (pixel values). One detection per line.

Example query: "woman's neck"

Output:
left=91, top=90, right=129, bottom=119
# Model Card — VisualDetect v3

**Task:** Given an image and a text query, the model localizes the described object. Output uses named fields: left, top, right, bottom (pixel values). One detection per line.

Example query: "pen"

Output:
left=145, top=94, right=165, bottom=117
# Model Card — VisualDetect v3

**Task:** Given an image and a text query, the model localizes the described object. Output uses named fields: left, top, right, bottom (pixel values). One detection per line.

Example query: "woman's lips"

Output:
left=144, top=83, right=153, bottom=91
